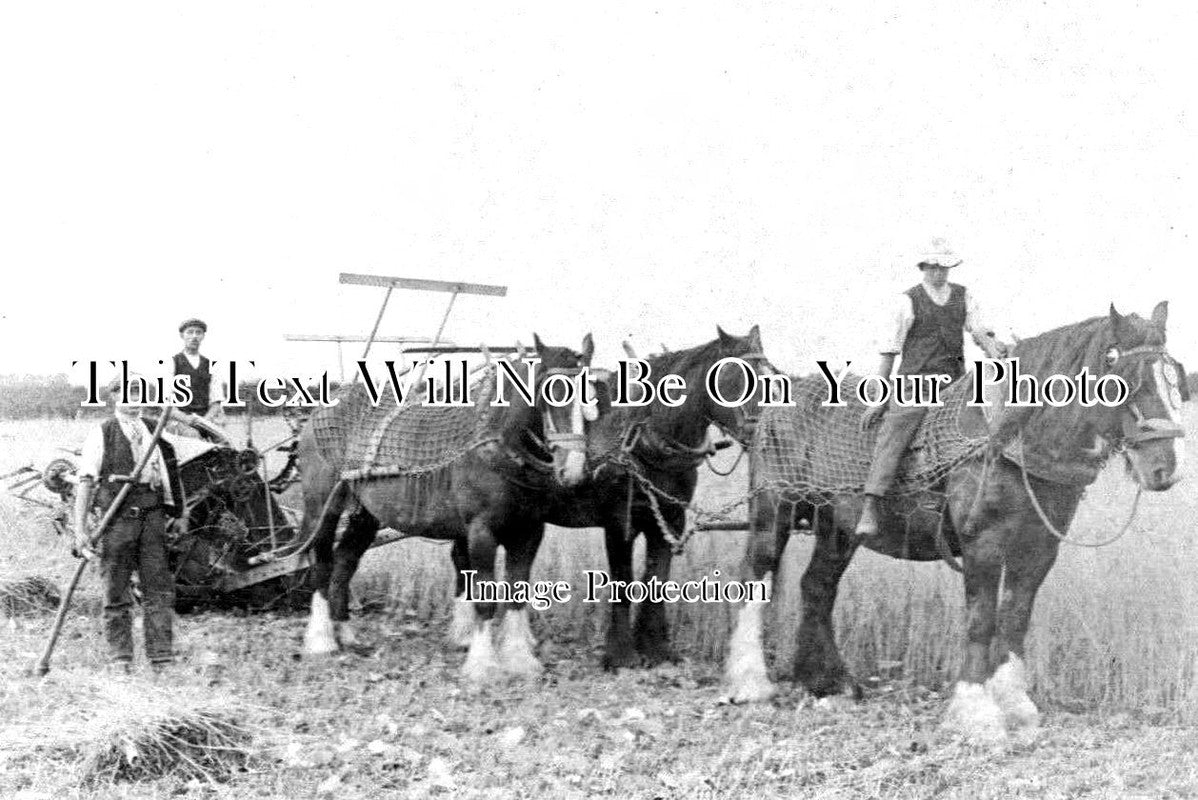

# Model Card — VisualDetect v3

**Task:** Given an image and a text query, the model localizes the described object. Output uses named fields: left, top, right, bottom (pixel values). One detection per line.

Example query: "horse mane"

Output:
left=1005, top=311, right=1165, bottom=461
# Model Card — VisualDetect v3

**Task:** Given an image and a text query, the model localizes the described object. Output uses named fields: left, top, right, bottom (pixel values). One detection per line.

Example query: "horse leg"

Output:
left=792, top=512, right=862, bottom=702
left=942, top=530, right=1007, bottom=745
left=461, top=516, right=503, bottom=685
left=725, top=496, right=790, bottom=702
left=602, top=516, right=638, bottom=670
left=328, top=507, right=379, bottom=651
left=496, top=526, right=545, bottom=678
left=988, top=485, right=1071, bottom=739
left=446, top=537, right=477, bottom=649
left=302, top=481, right=344, bottom=656
left=634, top=505, right=681, bottom=666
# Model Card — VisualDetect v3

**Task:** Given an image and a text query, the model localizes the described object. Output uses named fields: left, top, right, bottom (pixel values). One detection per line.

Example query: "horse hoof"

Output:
left=942, top=682, right=1008, bottom=747
left=502, top=655, right=544, bottom=680
left=601, top=651, right=642, bottom=671
left=728, top=679, right=777, bottom=704
left=813, top=693, right=856, bottom=712
left=985, top=655, right=1041, bottom=733
left=637, top=645, right=680, bottom=667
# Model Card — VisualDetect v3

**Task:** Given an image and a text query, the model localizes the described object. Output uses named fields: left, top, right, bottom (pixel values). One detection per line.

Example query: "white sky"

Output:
left=2, top=2, right=1195, bottom=386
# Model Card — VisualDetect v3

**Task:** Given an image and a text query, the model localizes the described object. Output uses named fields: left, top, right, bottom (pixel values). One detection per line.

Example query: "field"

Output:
left=2, top=416, right=1198, bottom=798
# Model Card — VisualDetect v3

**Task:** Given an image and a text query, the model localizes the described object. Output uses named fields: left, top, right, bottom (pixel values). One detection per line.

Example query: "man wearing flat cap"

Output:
left=173, top=318, right=225, bottom=434
left=856, top=238, right=1010, bottom=538
left=74, top=376, right=184, bottom=671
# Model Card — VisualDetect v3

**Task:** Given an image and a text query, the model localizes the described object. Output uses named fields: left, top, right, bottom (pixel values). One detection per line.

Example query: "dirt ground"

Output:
left=4, top=603, right=1198, bottom=800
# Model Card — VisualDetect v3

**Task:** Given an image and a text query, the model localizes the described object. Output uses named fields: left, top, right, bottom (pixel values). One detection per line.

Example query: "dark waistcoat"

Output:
left=900, top=282, right=967, bottom=378
left=95, top=417, right=183, bottom=516
left=172, top=352, right=211, bottom=415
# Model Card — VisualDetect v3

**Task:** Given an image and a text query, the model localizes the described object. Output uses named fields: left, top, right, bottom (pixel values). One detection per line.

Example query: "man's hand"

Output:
left=72, top=526, right=93, bottom=560
left=860, top=404, right=887, bottom=431
left=983, top=335, right=1011, bottom=360
left=73, top=477, right=95, bottom=559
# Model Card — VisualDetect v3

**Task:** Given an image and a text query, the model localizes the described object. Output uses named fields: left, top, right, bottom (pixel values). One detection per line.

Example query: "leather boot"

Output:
left=855, top=495, right=882, bottom=538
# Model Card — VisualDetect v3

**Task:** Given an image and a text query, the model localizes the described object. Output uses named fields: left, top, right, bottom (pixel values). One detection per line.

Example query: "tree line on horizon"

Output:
left=0, top=375, right=337, bottom=420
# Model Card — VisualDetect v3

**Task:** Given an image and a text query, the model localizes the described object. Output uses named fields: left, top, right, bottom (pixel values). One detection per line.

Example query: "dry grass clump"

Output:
left=0, top=671, right=257, bottom=790
left=0, top=574, right=61, bottom=616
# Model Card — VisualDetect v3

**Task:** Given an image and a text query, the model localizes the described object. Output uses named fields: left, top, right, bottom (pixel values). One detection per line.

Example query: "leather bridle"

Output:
left=1104, top=345, right=1186, bottom=452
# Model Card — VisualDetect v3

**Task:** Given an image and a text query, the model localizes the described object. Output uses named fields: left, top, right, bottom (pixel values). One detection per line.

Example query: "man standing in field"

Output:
left=856, top=239, right=1010, bottom=538
left=173, top=318, right=225, bottom=437
left=73, top=376, right=184, bottom=671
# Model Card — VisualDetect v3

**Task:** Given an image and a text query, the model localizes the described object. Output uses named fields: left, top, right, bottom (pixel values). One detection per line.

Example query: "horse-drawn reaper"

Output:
left=724, top=302, right=1187, bottom=744
left=5, top=411, right=306, bottom=612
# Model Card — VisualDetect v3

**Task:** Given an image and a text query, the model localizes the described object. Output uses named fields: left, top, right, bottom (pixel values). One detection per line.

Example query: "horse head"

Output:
left=637, top=324, right=775, bottom=449
left=705, top=324, right=777, bottom=445
left=519, top=332, right=595, bottom=488
left=1101, top=301, right=1186, bottom=491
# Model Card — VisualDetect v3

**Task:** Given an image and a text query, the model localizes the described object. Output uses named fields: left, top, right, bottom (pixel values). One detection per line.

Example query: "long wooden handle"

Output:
left=33, top=407, right=174, bottom=677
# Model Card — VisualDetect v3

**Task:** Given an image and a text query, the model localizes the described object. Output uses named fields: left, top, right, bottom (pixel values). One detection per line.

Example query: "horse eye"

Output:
left=1105, top=347, right=1120, bottom=367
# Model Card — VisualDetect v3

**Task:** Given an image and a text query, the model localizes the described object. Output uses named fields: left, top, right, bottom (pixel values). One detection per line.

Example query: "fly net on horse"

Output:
left=755, top=313, right=1174, bottom=506
left=309, top=369, right=505, bottom=517
left=753, top=375, right=989, bottom=506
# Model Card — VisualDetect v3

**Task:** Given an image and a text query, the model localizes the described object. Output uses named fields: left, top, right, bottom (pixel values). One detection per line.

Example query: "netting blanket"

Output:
left=310, top=370, right=501, bottom=481
left=753, top=374, right=990, bottom=504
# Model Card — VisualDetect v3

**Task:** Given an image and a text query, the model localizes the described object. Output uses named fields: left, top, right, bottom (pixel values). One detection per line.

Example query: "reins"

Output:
left=1013, top=436, right=1142, bottom=548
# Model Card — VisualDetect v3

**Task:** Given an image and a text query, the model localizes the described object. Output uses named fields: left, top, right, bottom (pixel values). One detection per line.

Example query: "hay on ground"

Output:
left=0, top=574, right=61, bottom=616
left=0, top=671, right=256, bottom=788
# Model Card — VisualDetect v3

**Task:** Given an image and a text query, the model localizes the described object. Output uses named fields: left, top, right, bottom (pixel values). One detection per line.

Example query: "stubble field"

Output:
left=2, top=416, right=1197, bottom=798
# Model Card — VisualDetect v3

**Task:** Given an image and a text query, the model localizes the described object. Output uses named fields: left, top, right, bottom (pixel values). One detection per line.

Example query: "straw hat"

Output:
left=916, top=238, right=962, bottom=269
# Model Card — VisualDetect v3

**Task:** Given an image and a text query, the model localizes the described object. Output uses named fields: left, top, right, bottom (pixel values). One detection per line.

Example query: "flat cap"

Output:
left=179, top=318, right=208, bottom=333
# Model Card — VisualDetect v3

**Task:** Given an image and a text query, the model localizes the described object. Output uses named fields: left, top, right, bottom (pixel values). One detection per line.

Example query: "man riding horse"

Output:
left=855, top=238, right=1010, bottom=538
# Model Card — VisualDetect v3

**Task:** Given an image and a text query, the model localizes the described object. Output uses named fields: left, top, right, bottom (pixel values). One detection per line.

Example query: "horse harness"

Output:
left=596, top=350, right=780, bottom=553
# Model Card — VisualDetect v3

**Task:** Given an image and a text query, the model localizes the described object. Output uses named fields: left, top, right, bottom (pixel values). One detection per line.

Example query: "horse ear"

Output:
left=1151, top=301, right=1168, bottom=330
left=1108, top=304, right=1127, bottom=343
left=716, top=325, right=731, bottom=344
left=581, top=332, right=594, bottom=364
left=533, top=332, right=545, bottom=351
left=747, top=324, right=762, bottom=349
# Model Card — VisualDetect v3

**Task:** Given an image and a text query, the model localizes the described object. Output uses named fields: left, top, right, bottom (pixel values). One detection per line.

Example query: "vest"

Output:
left=95, top=417, right=183, bottom=516
left=173, top=352, right=211, bottom=415
left=900, top=282, right=967, bottom=378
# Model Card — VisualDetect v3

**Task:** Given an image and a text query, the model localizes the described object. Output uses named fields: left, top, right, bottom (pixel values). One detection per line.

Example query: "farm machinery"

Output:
left=4, top=273, right=519, bottom=612
left=4, top=410, right=312, bottom=610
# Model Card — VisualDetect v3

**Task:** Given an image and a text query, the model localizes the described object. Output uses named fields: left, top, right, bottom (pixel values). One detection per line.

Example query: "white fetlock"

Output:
left=724, top=577, right=776, bottom=703
left=986, top=655, right=1041, bottom=734
left=337, top=621, right=359, bottom=649
left=447, top=592, right=477, bottom=650
left=942, top=682, right=1008, bottom=746
left=303, top=592, right=339, bottom=656
left=498, top=608, right=542, bottom=678
left=814, top=691, right=856, bottom=712
left=462, top=619, right=503, bottom=685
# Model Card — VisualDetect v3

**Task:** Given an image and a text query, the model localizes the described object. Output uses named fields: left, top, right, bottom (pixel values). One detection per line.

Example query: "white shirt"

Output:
left=878, top=282, right=995, bottom=355
left=79, top=414, right=174, bottom=506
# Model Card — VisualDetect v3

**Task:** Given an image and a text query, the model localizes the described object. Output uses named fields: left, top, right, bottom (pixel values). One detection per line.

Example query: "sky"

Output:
left=1, top=2, right=1194, bottom=388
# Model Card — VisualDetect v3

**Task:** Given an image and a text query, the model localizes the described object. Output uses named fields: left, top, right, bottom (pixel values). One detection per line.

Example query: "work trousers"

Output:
left=863, top=403, right=929, bottom=497
left=98, top=495, right=175, bottom=664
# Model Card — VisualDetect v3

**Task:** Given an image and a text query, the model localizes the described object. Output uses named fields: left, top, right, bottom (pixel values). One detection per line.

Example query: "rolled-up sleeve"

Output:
left=964, top=289, right=995, bottom=338
left=878, top=293, right=915, bottom=354
left=78, top=426, right=105, bottom=480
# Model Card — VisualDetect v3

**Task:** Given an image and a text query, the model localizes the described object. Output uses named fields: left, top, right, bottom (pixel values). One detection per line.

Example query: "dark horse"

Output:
left=297, top=335, right=595, bottom=683
left=725, top=303, right=1186, bottom=744
left=449, top=326, right=776, bottom=668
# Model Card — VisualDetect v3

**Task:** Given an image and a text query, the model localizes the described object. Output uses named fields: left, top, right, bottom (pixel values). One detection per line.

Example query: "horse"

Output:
left=448, top=325, right=776, bottom=668
left=296, top=334, right=596, bottom=683
left=723, top=302, right=1186, bottom=744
